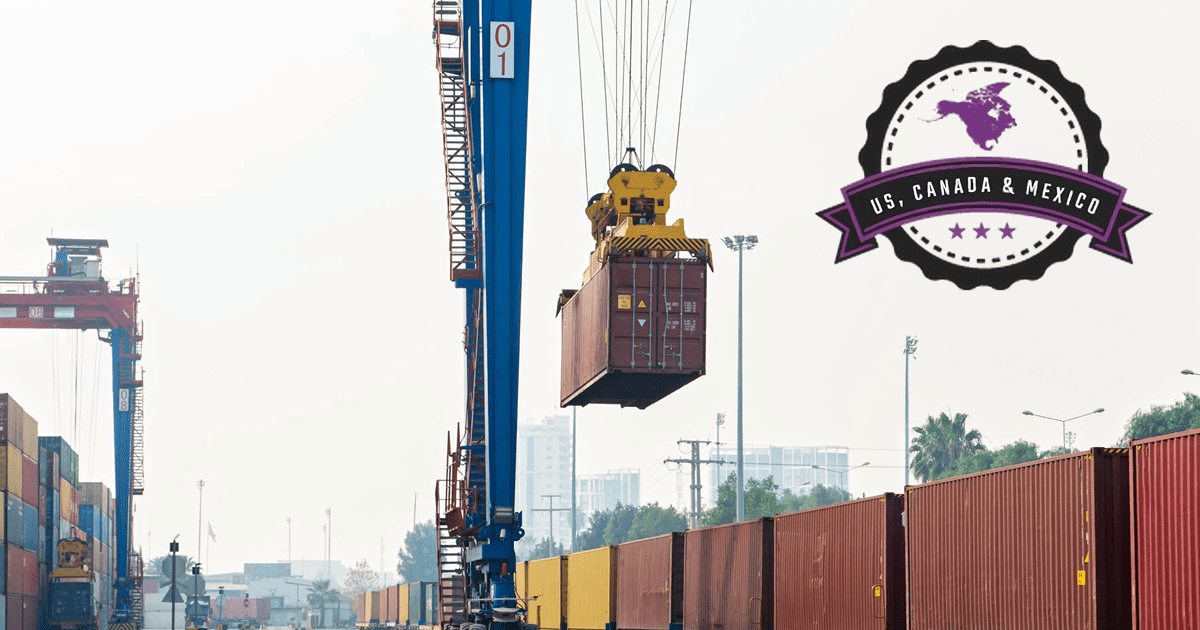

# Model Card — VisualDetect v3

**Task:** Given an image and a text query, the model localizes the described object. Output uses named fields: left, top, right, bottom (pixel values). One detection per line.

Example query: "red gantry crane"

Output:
left=0, top=238, right=145, bottom=630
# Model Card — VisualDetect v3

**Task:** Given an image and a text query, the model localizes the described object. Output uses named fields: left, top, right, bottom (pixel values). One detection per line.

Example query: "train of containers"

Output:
left=1, top=393, right=117, bottom=630
left=350, top=429, right=1197, bottom=630
left=354, top=582, right=437, bottom=629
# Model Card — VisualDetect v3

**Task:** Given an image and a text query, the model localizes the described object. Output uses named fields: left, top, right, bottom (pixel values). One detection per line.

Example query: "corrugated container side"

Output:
left=380, top=586, right=391, bottom=623
left=20, top=457, right=35, bottom=509
left=906, top=447, right=1131, bottom=630
left=398, top=583, right=410, bottom=624
left=5, top=593, right=16, bottom=630
left=20, top=413, right=36, bottom=459
left=683, top=518, right=773, bottom=630
left=414, top=581, right=435, bottom=625
left=615, top=532, right=684, bottom=630
left=1, top=395, right=25, bottom=450
left=355, top=593, right=365, bottom=624
left=560, top=258, right=707, bottom=408
left=773, top=494, right=904, bottom=630
left=1131, top=427, right=1200, bottom=630
left=6, top=448, right=22, bottom=502
left=6, top=496, right=23, bottom=547
left=21, top=501, right=36, bottom=552
left=525, top=556, right=566, bottom=630
left=565, top=546, right=615, bottom=630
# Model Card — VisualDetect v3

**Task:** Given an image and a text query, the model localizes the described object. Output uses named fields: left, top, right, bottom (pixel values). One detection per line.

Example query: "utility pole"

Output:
left=571, top=407, right=577, bottom=553
left=325, top=508, right=332, bottom=582
left=664, top=439, right=724, bottom=529
left=715, top=413, right=726, bottom=486
left=287, top=517, right=292, bottom=576
left=532, top=495, right=569, bottom=554
left=903, top=336, right=918, bottom=487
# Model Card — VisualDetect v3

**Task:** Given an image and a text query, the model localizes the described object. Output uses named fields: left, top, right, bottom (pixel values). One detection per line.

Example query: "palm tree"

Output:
left=307, top=579, right=336, bottom=627
left=910, top=412, right=985, bottom=482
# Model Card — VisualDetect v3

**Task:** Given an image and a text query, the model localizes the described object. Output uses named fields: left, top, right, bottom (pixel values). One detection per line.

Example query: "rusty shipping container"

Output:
left=1131, top=428, right=1200, bottom=630
left=560, top=257, right=707, bottom=408
left=616, top=532, right=684, bottom=630
left=684, top=518, right=773, bottom=630
left=773, top=494, right=904, bottom=630
left=906, top=448, right=1132, bottom=630
left=0, top=394, right=25, bottom=449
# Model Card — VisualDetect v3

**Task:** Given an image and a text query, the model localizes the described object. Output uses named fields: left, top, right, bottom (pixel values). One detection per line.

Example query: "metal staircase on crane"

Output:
left=434, top=0, right=481, bottom=283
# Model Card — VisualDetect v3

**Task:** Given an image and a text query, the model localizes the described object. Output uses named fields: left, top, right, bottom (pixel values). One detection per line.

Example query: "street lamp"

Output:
left=1022, top=407, right=1104, bottom=450
left=723, top=234, right=758, bottom=522
left=902, top=336, right=918, bottom=487
left=810, top=463, right=870, bottom=493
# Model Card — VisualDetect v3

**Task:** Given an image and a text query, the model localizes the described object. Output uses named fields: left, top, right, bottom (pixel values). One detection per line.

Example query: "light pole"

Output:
left=287, top=517, right=292, bottom=576
left=196, top=480, right=205, bottom=563
left=722, top=234, right=758, bottom=522
left=902, top=336, right=918, bottom=487
left=325, top=508, right=331, bottom=582
left=1022, top=407, right=1105, bottom=450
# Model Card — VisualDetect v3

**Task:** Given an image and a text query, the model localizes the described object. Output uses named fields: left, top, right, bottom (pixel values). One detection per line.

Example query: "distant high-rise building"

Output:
left=516, top=415, right=573, bottom=550
left=578, top=468, right=640, bottom=517
left=707, top=445, right=850, bottom=505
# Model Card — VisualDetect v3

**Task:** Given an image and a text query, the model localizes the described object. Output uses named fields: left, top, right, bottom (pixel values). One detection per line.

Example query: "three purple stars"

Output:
left=949, top=222, right=1016, bottom=239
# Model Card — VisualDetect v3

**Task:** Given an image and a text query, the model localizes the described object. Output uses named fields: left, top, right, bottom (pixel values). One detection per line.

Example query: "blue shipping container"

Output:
left=23, top=500, right=38, bottom=552
left=79, top=504, right=98, bottom=539
left=6, top=495, right=24, bottom=548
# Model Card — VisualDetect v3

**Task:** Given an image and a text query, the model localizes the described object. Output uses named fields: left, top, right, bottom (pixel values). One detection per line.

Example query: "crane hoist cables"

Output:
left=577, top=0, right=694, bottom=180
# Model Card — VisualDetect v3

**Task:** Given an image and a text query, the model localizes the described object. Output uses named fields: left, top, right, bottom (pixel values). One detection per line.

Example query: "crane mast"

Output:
left=432, top=1, right=532, bottom=629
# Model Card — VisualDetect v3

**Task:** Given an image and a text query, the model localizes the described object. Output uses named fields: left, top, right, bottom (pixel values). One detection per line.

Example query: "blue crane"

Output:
left=431, top=1, right=532, bottom=629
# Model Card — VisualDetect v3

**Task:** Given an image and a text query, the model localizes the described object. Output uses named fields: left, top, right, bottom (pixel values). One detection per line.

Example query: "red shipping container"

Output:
left=683, top=518, right=773, bottom=630
left=616, top=532, right=684, bottom=630
left=23, top=595, right=38, bottom=630
left=906, top=448, right=1131, bottom=630
left=773, top=494, right=905, bottom=630
left=0, top=394, right=25, bottom=449
left=355, top=593, right=366, bottom=624
left=1131, top=427, right=1200, bottom=630
left=559, top=257, right=707, bottom=408
left=6, top=594, right=21, bottom=630
left=21, top=456, right=36, bottom=509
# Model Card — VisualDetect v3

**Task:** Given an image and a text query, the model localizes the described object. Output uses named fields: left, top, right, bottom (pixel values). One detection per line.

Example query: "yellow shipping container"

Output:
left=22, top=412, right=37, bottom=458
left=60, top=478, right=72, bottom=520
left=524, top=556, right=566, bottom=630
left=565, top=547, right=616, bottom=630
left=365, top=591, right=381, bottom=622
left=398, top=583, right=410, bottom=624
left=5, top=445, right=23, bottom=501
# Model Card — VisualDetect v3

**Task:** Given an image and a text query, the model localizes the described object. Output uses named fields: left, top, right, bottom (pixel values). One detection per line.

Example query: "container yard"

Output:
left=0, top=3, right=1196, bottom=630
left=1, top=393, right=119, bottom=630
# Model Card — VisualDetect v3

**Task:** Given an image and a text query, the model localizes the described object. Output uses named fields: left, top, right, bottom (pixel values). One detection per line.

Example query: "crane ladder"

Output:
left=434, top=0, right=482, bottom=282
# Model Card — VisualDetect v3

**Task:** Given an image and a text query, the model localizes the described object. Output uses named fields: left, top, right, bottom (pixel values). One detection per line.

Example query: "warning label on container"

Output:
left=618, top=294, right=631, bottom=309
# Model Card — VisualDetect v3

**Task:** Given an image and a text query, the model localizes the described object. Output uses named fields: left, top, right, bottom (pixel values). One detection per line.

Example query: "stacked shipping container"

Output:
left=0, top=393, right=100, bottom=630
left=2, top=393, right=42, bottom=630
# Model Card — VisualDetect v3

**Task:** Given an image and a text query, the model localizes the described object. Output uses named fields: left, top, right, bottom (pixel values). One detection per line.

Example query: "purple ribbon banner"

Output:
left=818, top=157, right=1150, bottom=262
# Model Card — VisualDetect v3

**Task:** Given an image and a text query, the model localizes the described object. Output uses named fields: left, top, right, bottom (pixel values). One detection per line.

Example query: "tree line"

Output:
left=909, top=392, right=1200, bottom=483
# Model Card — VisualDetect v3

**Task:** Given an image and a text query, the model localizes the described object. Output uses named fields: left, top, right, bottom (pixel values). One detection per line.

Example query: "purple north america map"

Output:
left=931, top=82, right=1016, bottom=150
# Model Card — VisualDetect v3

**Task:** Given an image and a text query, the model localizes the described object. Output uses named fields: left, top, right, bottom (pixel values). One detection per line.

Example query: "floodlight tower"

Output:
left=722, top=234, right=757, bottom=521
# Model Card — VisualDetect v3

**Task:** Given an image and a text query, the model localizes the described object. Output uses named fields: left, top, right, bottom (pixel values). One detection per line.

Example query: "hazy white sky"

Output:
left=0, top=1, right=1196, bottom=576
